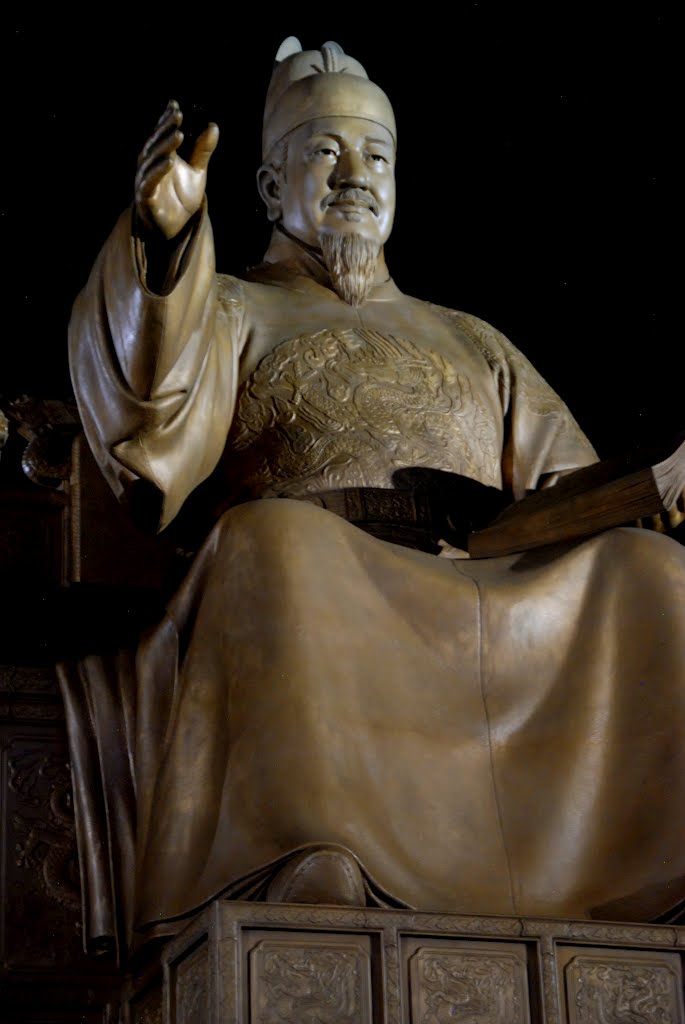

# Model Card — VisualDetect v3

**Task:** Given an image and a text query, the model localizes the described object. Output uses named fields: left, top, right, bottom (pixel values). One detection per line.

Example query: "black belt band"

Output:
left=294, top=487, right=445, bottom=554
left=285, top=475, right=508, bottom=554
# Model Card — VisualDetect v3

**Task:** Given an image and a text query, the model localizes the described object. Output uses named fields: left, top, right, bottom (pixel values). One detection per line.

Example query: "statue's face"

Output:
left=275, top=116, right=396, bottom=248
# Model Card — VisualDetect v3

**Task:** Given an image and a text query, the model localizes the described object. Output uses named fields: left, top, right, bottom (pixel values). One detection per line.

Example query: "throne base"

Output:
left=124, top=900, right=685, bottom=1024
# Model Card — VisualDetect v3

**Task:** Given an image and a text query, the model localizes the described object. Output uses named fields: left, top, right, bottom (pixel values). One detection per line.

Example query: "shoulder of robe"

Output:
left=414, top=300, right=510, bottom=375
left=409, top=300, right=594, bottom=461
left=412, top=301, right=583, bottom=422
left=428, top=302, right=555, bottom=380
left=216, top=272, right=245, bottom=306
left=216, top=273, right=246, bottom=332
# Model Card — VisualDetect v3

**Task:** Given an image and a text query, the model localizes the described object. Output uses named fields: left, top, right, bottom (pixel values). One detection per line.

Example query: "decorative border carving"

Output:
left=523, top=918, right=678, bottom=948
left=0, top=665, right=63, bottom=722
left=192, top=902, right=683, bottom=950
left=254, top=905, right=369, bottom=930
left=0, top=699, right=64, bottom=722
left=383, top=932, right=401, bottom=1024
left=539, top=934, right=561, bottom=1024
left=0, top=665, right=58, bottom=693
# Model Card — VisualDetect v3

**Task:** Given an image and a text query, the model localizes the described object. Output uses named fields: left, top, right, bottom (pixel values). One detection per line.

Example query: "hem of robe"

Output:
left=130, top=841, right=412, bottom=949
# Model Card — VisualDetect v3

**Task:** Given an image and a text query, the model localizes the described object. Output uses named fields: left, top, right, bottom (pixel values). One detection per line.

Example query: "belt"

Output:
left=291, top=474, right=509, bottom=554
left=295, top=487, right=449, bottom=554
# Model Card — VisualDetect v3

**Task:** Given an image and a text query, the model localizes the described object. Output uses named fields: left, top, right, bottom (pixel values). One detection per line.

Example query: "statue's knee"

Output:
left=608, top=525, right=681, bottom=563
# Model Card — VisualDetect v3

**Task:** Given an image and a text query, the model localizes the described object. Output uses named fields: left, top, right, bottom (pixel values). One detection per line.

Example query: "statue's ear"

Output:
left=257, top=165, right=282, bottom=222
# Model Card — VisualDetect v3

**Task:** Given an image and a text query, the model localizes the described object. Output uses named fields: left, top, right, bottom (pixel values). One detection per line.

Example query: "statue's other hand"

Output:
left=135, top=100, right=219, bottom=240
left=638, top=488, right=685, bottom=535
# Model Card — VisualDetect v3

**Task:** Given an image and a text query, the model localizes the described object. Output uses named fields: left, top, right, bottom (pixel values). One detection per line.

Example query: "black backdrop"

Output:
left=2, top=5, right=677, bottom=457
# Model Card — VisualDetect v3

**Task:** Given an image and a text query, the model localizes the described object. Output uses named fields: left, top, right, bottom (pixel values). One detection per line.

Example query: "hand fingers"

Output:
left=190, top=123, right=219, bottom=171
left=139, top=117, right=183, bottom=167
left=156, top=98, right=180, bottom=127
left=139, top=101, right=183, bottom=162
left=136, top=155, right=174, bottom=200
left=153, top=99, right=183, bottom=137
left=640, top=506, right=685, bottom=534
left=667, top=504, right=685, bottom=530
left=137, top=128, right=184, bottom=183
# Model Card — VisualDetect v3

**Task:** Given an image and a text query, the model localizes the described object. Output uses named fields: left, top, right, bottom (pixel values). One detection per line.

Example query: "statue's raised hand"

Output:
left=135, top=100, right=219, bottom=240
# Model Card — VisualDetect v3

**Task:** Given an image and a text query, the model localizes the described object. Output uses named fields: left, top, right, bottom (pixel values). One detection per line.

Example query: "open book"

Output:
left=468, top=434, right=685, bottom=558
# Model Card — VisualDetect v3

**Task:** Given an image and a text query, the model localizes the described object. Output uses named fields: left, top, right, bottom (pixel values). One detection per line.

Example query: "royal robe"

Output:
left=63, top=208, right=685, bottom=954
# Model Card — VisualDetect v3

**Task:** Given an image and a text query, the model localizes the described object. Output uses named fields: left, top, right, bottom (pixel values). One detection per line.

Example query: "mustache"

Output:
left=322, top=188, right=379, bottom=216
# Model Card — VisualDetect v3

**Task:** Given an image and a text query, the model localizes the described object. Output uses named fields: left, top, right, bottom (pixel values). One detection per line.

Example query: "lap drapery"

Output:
left=60, top=499, right=685, bottom=950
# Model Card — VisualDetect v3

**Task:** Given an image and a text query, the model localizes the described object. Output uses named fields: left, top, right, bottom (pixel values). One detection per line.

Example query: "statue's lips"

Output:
left=324, top=194, right=378, bottom=216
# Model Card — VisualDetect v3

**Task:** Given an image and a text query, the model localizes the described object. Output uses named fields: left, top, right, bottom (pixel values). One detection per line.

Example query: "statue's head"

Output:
left=257, top=38, right=397, bottom=305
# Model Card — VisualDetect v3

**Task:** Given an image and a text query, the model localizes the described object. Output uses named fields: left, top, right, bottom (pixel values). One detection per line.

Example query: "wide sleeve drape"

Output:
left=68, top=206, right=246, bottom=529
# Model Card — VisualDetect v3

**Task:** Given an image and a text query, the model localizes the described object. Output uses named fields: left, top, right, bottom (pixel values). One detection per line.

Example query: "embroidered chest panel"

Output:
left=226, top=328, right=501, bottom=497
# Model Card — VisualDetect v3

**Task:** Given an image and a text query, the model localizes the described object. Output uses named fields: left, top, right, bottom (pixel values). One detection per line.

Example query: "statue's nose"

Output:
left=330, top=150, right=369, bottom=189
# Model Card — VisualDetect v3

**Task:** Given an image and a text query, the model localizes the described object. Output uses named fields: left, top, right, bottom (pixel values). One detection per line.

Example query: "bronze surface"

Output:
left=63, top=37, right=685, bottom=956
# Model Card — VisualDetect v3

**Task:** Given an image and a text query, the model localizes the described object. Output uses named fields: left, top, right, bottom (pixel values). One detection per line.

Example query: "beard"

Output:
left=320, top=231, right=381, bottom=307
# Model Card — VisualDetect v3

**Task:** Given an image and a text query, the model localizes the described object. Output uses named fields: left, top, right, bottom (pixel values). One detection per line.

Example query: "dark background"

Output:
left=2, top=4, right=677, bottom=457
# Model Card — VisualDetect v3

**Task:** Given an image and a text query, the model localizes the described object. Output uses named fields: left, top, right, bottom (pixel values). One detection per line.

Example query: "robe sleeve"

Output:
left=68, top=206, right=246, bottom=530
left=450, top=311, right=599, bottom=499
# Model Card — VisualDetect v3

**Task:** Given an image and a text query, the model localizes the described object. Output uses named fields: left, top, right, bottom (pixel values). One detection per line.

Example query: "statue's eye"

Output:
left=316, top=148, right=338, bottom=158
left=368, top=153, right=388, bottom=164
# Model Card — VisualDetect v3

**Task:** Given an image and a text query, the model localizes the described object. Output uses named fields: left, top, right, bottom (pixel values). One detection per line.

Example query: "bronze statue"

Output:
left=62, top=38, right=685, bottom=959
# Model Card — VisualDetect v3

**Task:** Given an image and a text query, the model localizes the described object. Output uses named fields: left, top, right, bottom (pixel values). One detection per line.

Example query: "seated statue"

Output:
left=61, top=37, right=685, bottom=959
